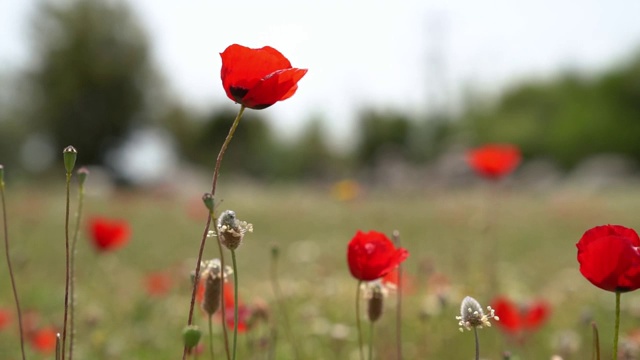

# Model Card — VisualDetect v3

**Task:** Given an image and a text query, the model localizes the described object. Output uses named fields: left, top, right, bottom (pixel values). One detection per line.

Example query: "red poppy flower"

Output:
left=382, top=268, right=416, bottom=294
left=491, top=296, right=550, bottom=335
left=222, top=283, right=249, bottom=333
left=29, top=326, right=57, bottom=354
left=89, top=217, right=130, bottom=252
left=347, top=230, right=409, bottom=281
left=220, top=44, right=307, bottom=109
left=0, top=308, right=11, bottom=331
left=577, top=224, right=640, bottom=292
left=145, top=272, right=172, bottom=297
left=466, top=144, right=521, bottom=180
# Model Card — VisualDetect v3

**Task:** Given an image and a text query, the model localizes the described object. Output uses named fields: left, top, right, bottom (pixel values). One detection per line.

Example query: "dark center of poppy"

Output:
left=229, top=86, right=249, bottom=102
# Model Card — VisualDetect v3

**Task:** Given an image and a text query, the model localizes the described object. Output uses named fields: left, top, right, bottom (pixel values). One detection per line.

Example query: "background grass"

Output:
left=1, top=179, right=639, bottom=359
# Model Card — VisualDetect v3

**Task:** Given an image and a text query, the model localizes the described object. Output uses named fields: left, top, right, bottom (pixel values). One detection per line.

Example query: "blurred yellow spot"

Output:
left=331, top=179, right=361, bottom=202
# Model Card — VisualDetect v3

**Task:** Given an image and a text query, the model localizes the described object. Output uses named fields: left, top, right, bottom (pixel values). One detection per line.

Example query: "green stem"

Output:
left=183, top=105, right=245, bottom=360
left=212, top=212, right=231, bottom=360
left=270, top=247, right=300, bottom=359
left=62, top=172, right=72, bottom=360
left=613, top=292, right=621, bottom=360
left=356, top=281, right=364, bottom=360
left=392, top=230, right=403, bottom=360
left=368, top=320, right=374, bottom=360
left=591, top=321, right=600, bottom=360
left=208, top=315, right=215, bottom=360
left=69, top=180, right=85, bottom=360
left=231, top=250, right=239, bottom=360
left=473, top=326, right=480, bottom=360
left=0, top=174, right=26, bottom=360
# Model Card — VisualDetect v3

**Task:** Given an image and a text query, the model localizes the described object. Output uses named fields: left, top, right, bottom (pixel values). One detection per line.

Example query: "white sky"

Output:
left=2, top=0, right=640, bottom=146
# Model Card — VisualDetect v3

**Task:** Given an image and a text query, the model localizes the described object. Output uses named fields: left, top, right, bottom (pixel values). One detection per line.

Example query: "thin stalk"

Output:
left=212, top=212, right=231, bottom=360
left=61, top=171, right=72, bottom=360
left=368, top=321, right=374, bottom=360
left=613, top=292, right=621, bottom=360
left=68, top=178, right=86, bottom=360
left=183, top=105, right=245, bottom=360
left=356, top=281, right=364, bottom=360
left=591, top=321, right=600, bottom=360
left=473, top=326, right=480, bottom=360
left=270, top=247, right=300, bottom=359
left=231, top=250, right=239, bottom=360
left=392, top=230, right=403, bottom=360
left=0, top=174, right=26, bottom=360
left=208, top=315, right=215, bottom=360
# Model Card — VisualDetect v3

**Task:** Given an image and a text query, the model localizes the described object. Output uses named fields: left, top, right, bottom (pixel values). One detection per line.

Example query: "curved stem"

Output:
left=231, top=250, right=239, bottom=360
left=183, top=105, right=245, bottom=360
left=613, top=292, right=621, bottom=360
left=473, top=326, right=480, bottom=360
left=208, top=315, right=215, bottom=360
left=368, top=320, right=374, bottom=360
left=270, top=247, right=300, bottom=359
left=62, top=172, right=72, bottom=360
left=69, top=180, right=85, bottom=360
left=0, top=174, right=26, bottom=360
left=356, top=281, right=364, bottom=360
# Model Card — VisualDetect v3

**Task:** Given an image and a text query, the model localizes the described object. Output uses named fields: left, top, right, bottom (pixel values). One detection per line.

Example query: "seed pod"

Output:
left=202, top=271, right=222, bottom=316
left=367, top=287, right=384, bottom=323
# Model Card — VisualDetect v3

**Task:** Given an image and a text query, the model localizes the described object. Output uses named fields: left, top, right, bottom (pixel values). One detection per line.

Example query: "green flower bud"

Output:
left=0, top=164, right=4, bottom=186
left=63, top=146, right=77, bottom=174
left=182, top=325, right=202, bottom=349
left=202, top=193, right=214, bottom=213
left=77, top=167, right=89, bottom=186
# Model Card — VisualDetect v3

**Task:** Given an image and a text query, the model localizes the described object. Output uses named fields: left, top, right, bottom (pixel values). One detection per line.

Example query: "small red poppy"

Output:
left=491, top=296, right=550, bottom=336
left=89, top=217, right=130, bottom=252
left=220, top=44, right=307, bottom=110
left=0, top=308, right=11, bottom=331
left=577, top=224, right=640, bottom=292
left=466, top=144, right=521, bottom=180
left=347, top=230, right=409, bottom=281
left=29, top=326, right=57, bottom=354
left=145, top=272, right=172, bottom=297
left=222, top=283, right=249, bottom=333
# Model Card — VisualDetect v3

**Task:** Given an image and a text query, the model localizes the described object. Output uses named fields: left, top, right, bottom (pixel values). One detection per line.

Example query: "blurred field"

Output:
left=1, top=179, right=640, bottom=359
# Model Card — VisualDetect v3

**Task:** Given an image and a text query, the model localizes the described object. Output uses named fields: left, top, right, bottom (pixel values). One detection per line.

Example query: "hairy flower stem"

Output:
left=208, top=316, right=215, bottom=360
left=368, top=321, right=374, bottom=360
left=68, top=177, right=86, bottom=360
left=270, top=247, right=300, bottom=359
left=473, top=327, right=480, bottom=360
left=613, top=292, right=621, bottom=360
left=62, top=171, right=72, bottom=360
left=591, top=322, right=600, bottom=360
left=392, top=230, right=403, bottom=360
left=0, top=172, right=26, bottom=360
left=212, top=212, right=231, bottom=360
left=356, top=281, right=364, bottom=360
left=183, top=105, right=245, bottom=360
left=231, top=250, right=239, bottom=360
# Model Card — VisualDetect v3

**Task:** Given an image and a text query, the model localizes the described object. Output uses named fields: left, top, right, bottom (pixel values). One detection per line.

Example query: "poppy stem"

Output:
left=356, top=281, right=364, bottom=360
left=0, top=168, right=26, bottom=360
left=392, top=230, right=403, bottom=360
left=368, top=320, right=374, bottom=360
left=591, top=321, right=600, bottom=360
left=212, top=211, right=231, bottom=360
left=270, top=246, right=301, bottom=359
left=231, top=249, right=239, bottom=360
left=613, top=291, right=621, bottom=360
left=473, top=326, right=480, bottom=360
left=61, top=170, right=73, bottom=360
left=208, top=315, right=215, bottom=360
left=183, top=105, right=245, bottom=360
left=68, top=171, right=86, bottom=360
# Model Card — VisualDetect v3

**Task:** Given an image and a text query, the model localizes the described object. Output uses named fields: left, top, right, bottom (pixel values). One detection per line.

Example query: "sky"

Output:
left=2, top=0, right=640, bottom=146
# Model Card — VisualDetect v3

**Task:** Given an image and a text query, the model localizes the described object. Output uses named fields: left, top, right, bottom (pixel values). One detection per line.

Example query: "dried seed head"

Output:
left=63, top=145, right=77, bottom=174
left=217, top=210, right=253, bottom=250
left=367, top=283, right=384, bottom=323
left=201, top=270, right=222, bottom=316
left=456, top=296, right=499, bottom=331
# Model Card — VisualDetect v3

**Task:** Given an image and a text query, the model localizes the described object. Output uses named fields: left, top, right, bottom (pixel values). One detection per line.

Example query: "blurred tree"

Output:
left=26, top=0, right=161, bottom=166
left=355, top=109, right=412, bottom=167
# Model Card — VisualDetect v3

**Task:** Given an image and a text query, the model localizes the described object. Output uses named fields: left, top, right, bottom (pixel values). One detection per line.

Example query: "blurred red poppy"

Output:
left=145, top=272, right=172, bottom=297
left=222, top=283, right=249, bottom=333
left=577, top=224, right=640, bottom=292
left=0, top=308, right=11, bottom=331
left=347, top=230, right=409, bottom=281
left=29, top=326, right=57, bottom=354
left=220, top=44, right=307, bottom=110
left=382, top=268, right=416, bottom=294
left=466, top=144, right=521, bottom=180
left=89, top=217, right=130, bottom=252
left=492, top=296, right=550, bottom=336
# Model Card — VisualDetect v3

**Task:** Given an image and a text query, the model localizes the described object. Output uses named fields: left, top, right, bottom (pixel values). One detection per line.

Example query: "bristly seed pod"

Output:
left=217, top=210, right=253, bottom=250
left=202, top=270, right=222, bottom=316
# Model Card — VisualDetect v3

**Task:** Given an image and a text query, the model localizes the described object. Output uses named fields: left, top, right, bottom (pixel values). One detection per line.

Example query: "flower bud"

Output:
left=202, top=271, right=222, bottom=316
left=63, top=146, right=77, bottom=174
left=77, top=167, right=89, bottom=186
left=0, top=164, right=4, bottom=186
left=182, top=325, right=202, bottom=349
left=367, top=284, right=384, bottom=322
left=202, top=193, right=214, bottom=213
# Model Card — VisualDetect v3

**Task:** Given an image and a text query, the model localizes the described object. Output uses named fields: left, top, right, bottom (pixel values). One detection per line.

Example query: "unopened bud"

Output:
left=0, top=164, right=4, bottom=186
left=202, top=193, right=214, bottom=213
left=271, top=245, right=279, bottom=259
left=367, top=286, right=384, bottom=322
left=182, top=325, right=202, bottom=349
left=77, top=167, right=89, bottom=186
left=63, top=146, right=77, bottom=174
left=202, top=271, right=222, bottom=316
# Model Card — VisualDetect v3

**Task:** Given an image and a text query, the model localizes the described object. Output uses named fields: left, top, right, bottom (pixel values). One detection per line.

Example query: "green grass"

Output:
left=1, top=180, right=639, bottom=359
